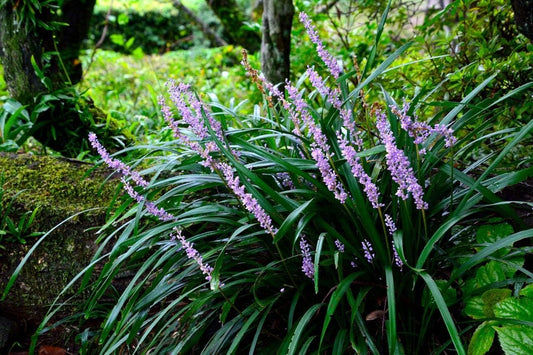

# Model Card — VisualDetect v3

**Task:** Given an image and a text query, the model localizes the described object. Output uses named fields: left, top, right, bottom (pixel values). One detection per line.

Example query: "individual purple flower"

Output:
left=299, top=12, right=342, bottom=79
left=300, top=237, right=315, bottom=279
left=219, top=162, right=278, bottom=236
left=362, top=239, right=375, bottom=263
left=335, top=239, right=345, bottom=253
left=384, top=214, right=397, bottom=235
left=88, top=133, right=149, bottom=188
left=376, top=110, right=428, bottom=210
left=171, top=228, right=214, bottom=281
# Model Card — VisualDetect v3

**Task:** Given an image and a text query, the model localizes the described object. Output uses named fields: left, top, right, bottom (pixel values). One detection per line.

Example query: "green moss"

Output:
left=0, top=153, right=121, bottom=322
left=0, top=153, right=118, bottom=223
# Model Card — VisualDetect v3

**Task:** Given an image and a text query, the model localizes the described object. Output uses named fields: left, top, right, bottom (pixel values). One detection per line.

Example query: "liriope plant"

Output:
left=27, top=8, right=533, bottom=355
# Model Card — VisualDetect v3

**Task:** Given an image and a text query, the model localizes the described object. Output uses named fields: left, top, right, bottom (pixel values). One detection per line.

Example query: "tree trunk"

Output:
left=0, top=1, right=120, bottom=156
left=511, top=0, right=533, bottom=40
left=206, top=0, right=261, bottom=52
left=56, top=0, right=98, bottom=84
left=260, top=0, right=294, bottom=89
left=172, top=0, right=228, bottom=47
left=0, top=2, right=49, bottom=103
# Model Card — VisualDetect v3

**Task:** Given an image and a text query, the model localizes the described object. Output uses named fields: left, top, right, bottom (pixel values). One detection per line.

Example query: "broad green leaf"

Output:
left=468, top=321, right=495, bottom=355
left=475, top=223, right=514, bottom=257
left=519, top=284, right=533, bottom=298
left=465, top=296, right=487, bottom=320
left=494, top=325, right=533, bottom=355
left=475, top=261, right=507, bottom=288
left=465, top=289, right=511, bottom=320
left=494, top=297, right=533, bottom=322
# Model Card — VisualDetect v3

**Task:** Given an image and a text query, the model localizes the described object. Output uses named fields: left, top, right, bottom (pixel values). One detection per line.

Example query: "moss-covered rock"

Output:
left=0, top=153, right=119, bottom=348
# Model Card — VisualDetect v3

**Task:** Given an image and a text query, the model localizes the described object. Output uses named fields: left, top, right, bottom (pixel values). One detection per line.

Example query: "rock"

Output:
left=0, top=153, right=119, bottom=351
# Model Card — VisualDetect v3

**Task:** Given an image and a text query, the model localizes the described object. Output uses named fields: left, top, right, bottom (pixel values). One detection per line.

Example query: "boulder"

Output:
left=0, top=153, right=118, bottom=352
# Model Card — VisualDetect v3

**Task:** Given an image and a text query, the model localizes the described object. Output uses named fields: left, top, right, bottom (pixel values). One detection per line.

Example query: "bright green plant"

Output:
left=452, top=222, right=533, bottom=355
left=0, top=99, right=34, bottom=152
left=0, top=174, right=43, bottom=248
left=23, top=4, right=533, bottom=355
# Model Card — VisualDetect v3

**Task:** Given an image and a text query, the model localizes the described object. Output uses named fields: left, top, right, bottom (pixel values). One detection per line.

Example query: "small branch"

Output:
left=171, top=0, right=228, bottom=47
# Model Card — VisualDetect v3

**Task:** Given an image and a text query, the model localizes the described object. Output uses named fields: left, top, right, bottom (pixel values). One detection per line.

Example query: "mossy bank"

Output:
left=0, top=153, right=119, bottom=348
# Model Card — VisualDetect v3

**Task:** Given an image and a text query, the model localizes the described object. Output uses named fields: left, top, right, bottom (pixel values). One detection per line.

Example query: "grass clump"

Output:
left=28, top=5, right=533, bottom=354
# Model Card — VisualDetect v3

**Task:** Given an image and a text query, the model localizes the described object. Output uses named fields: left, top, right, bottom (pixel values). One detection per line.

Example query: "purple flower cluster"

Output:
left=171, top=228, right=214, bottom=281
left=161, top=80, right=278, bottom=237
left=276, top=172, right=295, bottom=189
left=286, top=83, right=348, bottom=203
left=246, top=63, right=349, bottom=204
left=384, top=214, right=397, bottom=235
left=164, top=79, right=223, bottom=140
left=393, top=102, right=457, bottom=149
left=89, top=133, right=177, bottom=222
left=335, top=239, right=345, bottom=253
left=219, top=162, right=278, bottom=236
left=362, top=239, right=375, bottom=263
left=392, top=241, right=404, bottom=270
left=299, top=12, right=342, bottom=79
left=300, top=237, right=315, bottom=279
left=90, top=135, right=214, bottom=282
left=339, top=136, right=383, bottom=209
left=376, top=110, right=428, bottom=210
left=89, top=133, right=149, bottom=188
left=306, top=66, right=380, bottom=209
left=122, top=179, right=175, bottom=221
left=306, top=67, right=356, bottom=137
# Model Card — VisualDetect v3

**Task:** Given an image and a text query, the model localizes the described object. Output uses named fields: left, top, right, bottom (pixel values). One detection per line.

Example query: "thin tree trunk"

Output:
left=172, top=0, right=228, bottom=47
left=206, top=0, right=261, bottom=52
left=260, top=0, right=294, bottom=89
left=56, top=0, right=98, bottom=84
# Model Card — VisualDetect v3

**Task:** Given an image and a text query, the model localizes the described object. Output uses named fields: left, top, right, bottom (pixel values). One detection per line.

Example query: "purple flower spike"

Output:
left=171, top=228, right=214, bottom=281
left=376, top=111, right=428, bottom=210
left=384, top=214, right=397, bottom=235
left=299, top=12, right=342, bottom=79
left=392, top=241, right=404, bottom=270
left=335, top=239, right=345, bottom=253
left=393, top=102, right=457, bottom=148
left=89, top=133, right=149, bottom=188
left=300, top=237, right=315, bottom=279
left=219, top=162, right=278, bottom=236
left=339, top=136, right=383, bottom=209
left=122, top=179, right=176, bottom=222
left=362, top=239, right=375, bottom=263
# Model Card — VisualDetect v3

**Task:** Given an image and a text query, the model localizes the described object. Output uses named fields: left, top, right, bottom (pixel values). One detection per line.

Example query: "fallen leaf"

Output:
left=365, top=310, right=387, bottom=321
